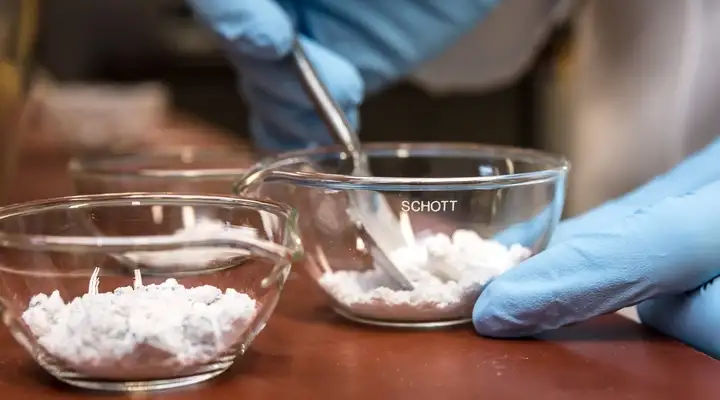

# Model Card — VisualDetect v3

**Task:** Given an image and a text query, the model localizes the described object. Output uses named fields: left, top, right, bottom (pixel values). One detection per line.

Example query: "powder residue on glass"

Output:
left=21, top=279, right=257, bottom=379
left=318, top=230, right=531, bottom=322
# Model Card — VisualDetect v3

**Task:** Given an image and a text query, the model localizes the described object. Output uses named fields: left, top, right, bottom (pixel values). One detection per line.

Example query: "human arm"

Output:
left=185, top=0, right=501, bottom=151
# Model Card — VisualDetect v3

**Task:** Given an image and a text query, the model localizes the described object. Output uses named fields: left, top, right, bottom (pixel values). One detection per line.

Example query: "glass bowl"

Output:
left=235, top=142, right=569, bottom=329
left=0, top=193, right=302, bottom=391
left=68, top=146, right=256, bottom=195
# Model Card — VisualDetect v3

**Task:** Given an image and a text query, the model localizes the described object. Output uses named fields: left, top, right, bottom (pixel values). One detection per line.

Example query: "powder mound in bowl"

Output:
left=21, top=279, right=257, bottom=380
left=318, top=230, right=532, bottom=322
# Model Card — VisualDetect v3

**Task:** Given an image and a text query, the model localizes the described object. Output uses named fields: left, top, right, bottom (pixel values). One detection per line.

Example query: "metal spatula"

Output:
left=291, top=39, right=415, bottom=290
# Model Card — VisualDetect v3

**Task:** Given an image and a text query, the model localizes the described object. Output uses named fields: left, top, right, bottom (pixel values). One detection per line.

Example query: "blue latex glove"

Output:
left=473, top=137, right=720, bottom=358
left=186, top=0, right=500, bottom=151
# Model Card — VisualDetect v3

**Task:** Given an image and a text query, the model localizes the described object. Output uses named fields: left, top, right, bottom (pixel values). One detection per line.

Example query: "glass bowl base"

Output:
left=39, top=355, right=236, bottom=392
left=332, top=306, right=472, bottom=329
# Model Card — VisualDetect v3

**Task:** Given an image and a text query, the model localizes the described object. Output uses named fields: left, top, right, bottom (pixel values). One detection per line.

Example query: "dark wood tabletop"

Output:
left=1, top=113, right=718, bottom=400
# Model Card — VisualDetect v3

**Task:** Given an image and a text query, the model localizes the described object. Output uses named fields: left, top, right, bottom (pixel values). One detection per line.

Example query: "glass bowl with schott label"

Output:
left=235, top=142, right=569, bottom=329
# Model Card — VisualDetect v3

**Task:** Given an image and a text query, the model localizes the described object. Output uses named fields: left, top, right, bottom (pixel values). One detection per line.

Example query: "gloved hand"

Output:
left=186, top=0, right=500, bottom=151
left=473, top=137, right=720, bottom=358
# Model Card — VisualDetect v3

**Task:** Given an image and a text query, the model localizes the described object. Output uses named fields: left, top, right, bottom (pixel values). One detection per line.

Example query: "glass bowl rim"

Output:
left=0, top=193, right=300, bottom=253
left=67, top=146, right=254, bottom=179
left=234, top=142, right=570, bottom=191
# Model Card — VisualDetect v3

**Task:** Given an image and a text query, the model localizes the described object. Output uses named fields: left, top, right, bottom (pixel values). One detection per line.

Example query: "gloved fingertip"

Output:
left=298, top=37, right=365, bottom=107
left=638, top=280, right=720, bottom=358
left=636, top=298, right=679, bottom=336
left=471, top=291, right=503, bottom=336
left=187, top=0, right=294, bottom=59
left=471, top=282, right=541, bottom=338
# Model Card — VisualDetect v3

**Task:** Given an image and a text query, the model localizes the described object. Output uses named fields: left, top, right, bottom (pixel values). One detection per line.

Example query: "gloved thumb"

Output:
left=473, top=179, right=720, bottom=337
left=638, top=280, right=720, bottom=358
left=186, top=0, right=294, bottom=60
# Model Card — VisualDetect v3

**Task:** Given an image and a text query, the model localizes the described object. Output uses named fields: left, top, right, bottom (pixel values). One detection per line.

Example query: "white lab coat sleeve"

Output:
left=409, top=0, right=575, bottom=94
left=567, top=0, right=720, bottom=215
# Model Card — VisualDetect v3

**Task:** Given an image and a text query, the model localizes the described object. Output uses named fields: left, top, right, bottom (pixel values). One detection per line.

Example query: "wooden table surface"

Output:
left=0, top=113, right=718, bottom=399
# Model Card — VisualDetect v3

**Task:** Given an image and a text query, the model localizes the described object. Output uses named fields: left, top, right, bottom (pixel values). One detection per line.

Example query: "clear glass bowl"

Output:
left=0, top=193, right=302, bottom=391
left=68, top=146, right=257, bottom=195
left=235, top=142, right=569, bottom=329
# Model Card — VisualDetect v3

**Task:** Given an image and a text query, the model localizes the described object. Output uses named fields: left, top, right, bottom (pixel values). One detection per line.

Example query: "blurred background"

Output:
left=36, top=0, right=553, bottom=149
left=8, top=0, right=715, bottom=219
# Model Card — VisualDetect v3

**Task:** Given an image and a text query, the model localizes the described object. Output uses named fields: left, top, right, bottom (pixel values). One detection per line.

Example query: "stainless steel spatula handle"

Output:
left=290, top=39, right=415, bottom=291
left=290, top=39, right=366, bottom=171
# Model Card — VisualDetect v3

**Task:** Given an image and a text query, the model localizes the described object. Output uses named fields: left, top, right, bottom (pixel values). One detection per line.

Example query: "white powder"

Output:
left=21, top=279, right=257, bottom=379
left=318, top=229, right=531, bottom=323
